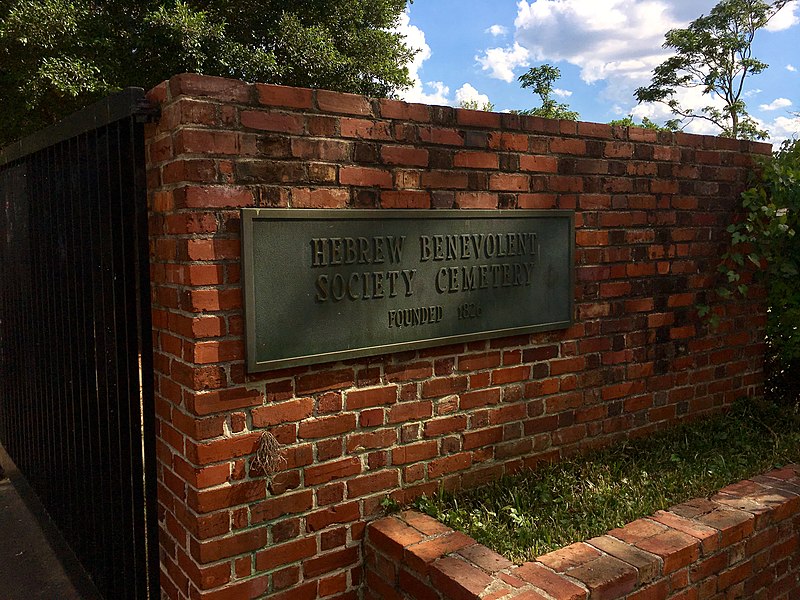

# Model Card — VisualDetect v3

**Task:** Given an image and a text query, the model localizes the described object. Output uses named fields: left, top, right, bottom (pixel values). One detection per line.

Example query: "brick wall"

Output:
left=144, top=73, right=769, bottom=600
left=364, top=465, right=800, bottom=599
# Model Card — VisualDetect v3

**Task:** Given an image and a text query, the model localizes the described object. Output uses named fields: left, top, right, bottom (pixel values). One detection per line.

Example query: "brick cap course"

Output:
left=365, top=465, right=800, bottom=600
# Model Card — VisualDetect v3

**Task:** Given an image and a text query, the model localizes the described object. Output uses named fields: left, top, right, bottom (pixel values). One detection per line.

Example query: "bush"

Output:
left=720, top=139, right=800, bottom=403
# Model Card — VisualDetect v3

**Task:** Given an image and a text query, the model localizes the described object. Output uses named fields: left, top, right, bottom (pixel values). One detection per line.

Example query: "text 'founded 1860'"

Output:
left=242, top=209, right=574, bottom=372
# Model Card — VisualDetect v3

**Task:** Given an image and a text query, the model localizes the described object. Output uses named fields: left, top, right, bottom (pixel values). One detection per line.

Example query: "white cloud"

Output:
left=766, top=114, right=800, bottom=146
left=511, top=0, right=709, bottom=85
left=476, top=42, right=531, bottom=82
left=394, top=10, right=451, bottom=104
left=486, top=24, right=509, bottom=36
left=760, top=98, right=793, bottom=111
left=744, top=88, right=763, bottom=98
left=455, top=83, right=492, bottom=107
left=787, top=64, right=798, bottom=72
left=553, top=88, right=573, bottom=97
left=765, top=0, right=799, bottom=31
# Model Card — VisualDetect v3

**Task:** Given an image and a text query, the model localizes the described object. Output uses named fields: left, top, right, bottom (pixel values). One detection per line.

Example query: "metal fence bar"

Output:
left=0, top=89, right=158, bottom=599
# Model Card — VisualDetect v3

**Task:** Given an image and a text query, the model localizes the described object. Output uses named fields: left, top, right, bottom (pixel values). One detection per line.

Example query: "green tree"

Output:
left=608, top=115, right=676, bottom=132
left=517, top=64, right=579, bottom=121
left=0, top=0, right=415, bottom=145
left=459, top=99, right=495, bottom=112
left=709, top=139, right=800, bottom=403
left=634, top=0, right=789, bottom=140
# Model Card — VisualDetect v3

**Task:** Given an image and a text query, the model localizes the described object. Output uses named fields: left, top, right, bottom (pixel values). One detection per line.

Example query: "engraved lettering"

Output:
left=401, top=269, right=416, bottom=297
left=315, top=275, right=329, bottom=301
left=373, top=238, right=385, bottom=264
left=388, top=305, right=444, bottom=328
left=344, top=237, right=358, bottom=264
left=348, top=272, right=360, bottom=300
left=448, top=266, right=460, bottom=292
left=358, top=237, right=370, bottom=264
left=372, top=272, right=385, bottom=299
left=311, top=238, right=326, bottom=267
left=387, top=271, right=400, bottom=297
left=472, top=234, right=485, bottom=258
left=419, top=236, right=432, bottom=261
left=331, top=273, right=346, bottom=300
left=463, top=265, right=477, bottom=290
left=460, top=234, right=472, bottom=259
left=331, top=238, right=344, bottom=265
left=433, top=235, right=445, bottom=260
left=447, top=236, right=458, bottom=260
left=388, top=236, right=405, bottom=263
left=479, top=264, right=489, bottom=288
left=502, top=263, right=512, bottom=286
left=435, top=267, right=447, bottom=293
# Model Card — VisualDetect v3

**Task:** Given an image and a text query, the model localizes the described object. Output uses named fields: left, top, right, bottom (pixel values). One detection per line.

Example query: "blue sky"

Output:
left=395, top=0, right=800, bottom=145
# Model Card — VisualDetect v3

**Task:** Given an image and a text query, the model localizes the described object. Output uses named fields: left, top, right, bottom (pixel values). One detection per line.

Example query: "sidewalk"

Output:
left=0, top=467, right=101, bottom=600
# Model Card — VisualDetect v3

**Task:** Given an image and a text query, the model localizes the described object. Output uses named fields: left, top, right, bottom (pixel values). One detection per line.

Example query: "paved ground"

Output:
left=0, top=467, right=101, bottom=600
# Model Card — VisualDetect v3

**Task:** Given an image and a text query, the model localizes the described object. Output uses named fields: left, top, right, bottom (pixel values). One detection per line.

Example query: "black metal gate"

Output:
left=0, top=89, right=159, bottom=599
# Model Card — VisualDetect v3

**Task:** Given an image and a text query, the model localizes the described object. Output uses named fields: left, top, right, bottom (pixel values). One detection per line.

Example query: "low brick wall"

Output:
left=144, top=73, right=770, bottom=599
left=365, top=466, right=800, bottom=600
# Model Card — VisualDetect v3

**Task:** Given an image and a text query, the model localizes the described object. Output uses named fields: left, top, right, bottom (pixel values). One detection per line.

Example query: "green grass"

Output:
left=413, top=399, right=800, bottom=563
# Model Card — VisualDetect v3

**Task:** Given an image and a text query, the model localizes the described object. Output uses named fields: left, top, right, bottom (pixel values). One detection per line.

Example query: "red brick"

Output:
left=251, top=490, right=313, bottom=523
left=538, top=543, right=602, bottom=573
left=291, top=187, right=349, bottom=208
left=298, top=413, right=357, bottom=439
left=317, top=90, right=372, bottom=115
left=567, top=554, right=637, bottom=600
left=369, top=516, right=425, bottom=560
left=191, top=527, right=267, bottom=563
left=303, top=545, right=359, bottom=578
left=256, top=537, right=317, bottom=571
left=169, top=74, right=252, bottom=102
left=422, top=376, right=468, bottom=398
left=296, top=369, right=354, bottom=394
left=489, top=173, right=529, bottom=191
left=186, top=431, right=261, bottom=464
left=347, top=470, right=399, bottom=498
left=550, top=138, right=586, bottom=155
left=635, top=529, right=699, bottom=574
left=429, top=555, right=494, bottom=599
left=340, top=166, right=393, bottom=188
left=382, top=146, right=429, bottom=166
left=456, top=109, right=501, bottom=128
left=379, top=98, right=432, bottom=122
left=252, top=398, right=313, bottom=427
left=256, top=84, right=313, bottom=109
left=454, top=151, right=498, bottom=169
left=346, top=386, right=398, bottom=410
left=381, top=190, right=431, bottom=208
left=306, top=501, right=361, bottom=531
left=340, top=118, right=392, bottom=140
left=174, top=129, right=238, bottom=155
left=392, top=441, right=438, bottom=465
left=404, top=532, right=475, bottom=575
left=650, top=510, right=719, bottom=553
left=520, top=155, right=558, bottom=172
left=428, top=453, right=472, bottom=479
left=456, top=191, right=498, bottom=208
left=513, top=562, right=588, bottom=599
left=304, top=457, right=361, bottom=486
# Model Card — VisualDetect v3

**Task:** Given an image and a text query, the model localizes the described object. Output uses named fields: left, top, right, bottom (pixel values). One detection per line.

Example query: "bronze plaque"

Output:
left=242, top=209, right=574, bottom=372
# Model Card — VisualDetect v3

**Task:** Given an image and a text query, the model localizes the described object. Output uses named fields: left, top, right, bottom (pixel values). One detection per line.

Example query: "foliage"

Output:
left=0, top=0, right=415, bottom=145
left=517, top=64, right=579, bottom=121
left=634, top=0, right=787, bottom=140
left=608, top=114, right=676, bottom=132
left=414, top=399, right=800, bottom=562
left=712, top=139, right=800, bottom=403
left=459, top=99, right=495, bottom=112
